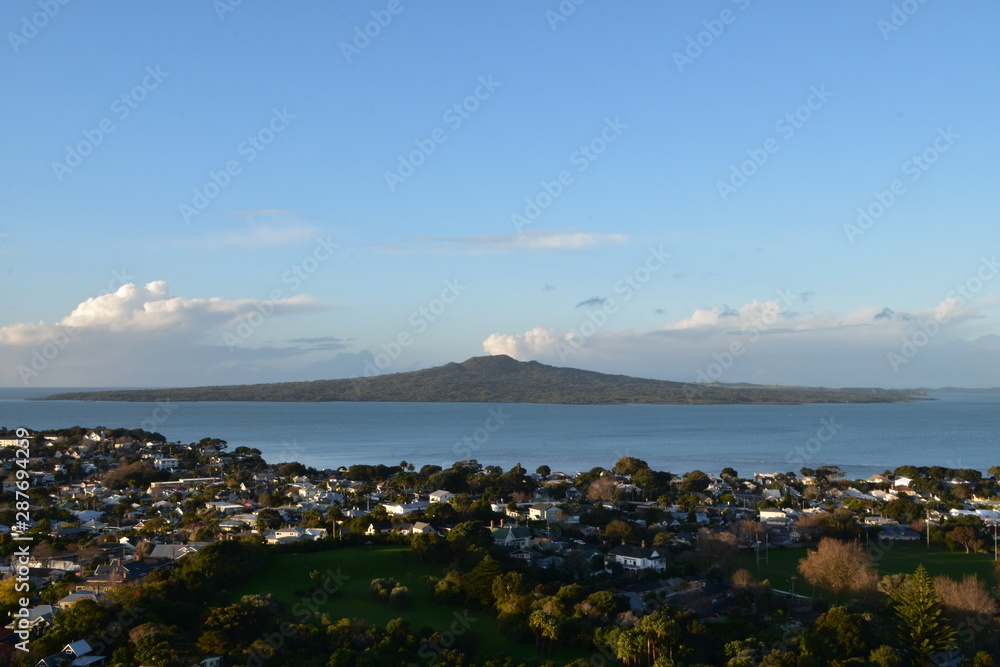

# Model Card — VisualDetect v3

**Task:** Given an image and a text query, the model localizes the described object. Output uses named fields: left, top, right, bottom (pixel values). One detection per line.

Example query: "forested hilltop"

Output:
left=38, top=355, right=926, bottom=405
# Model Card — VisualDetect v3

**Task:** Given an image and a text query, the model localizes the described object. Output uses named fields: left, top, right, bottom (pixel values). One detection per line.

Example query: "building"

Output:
left=607, top=543, right=667, bottom=572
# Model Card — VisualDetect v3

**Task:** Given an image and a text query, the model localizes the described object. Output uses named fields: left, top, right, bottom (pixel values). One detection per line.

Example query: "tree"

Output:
left=691, top=529, right=738, bottom=574
left=933, top=574, right=999, bottom=626
left=797, top=537, right=877, bottom=601
left=493, top=571, right=530, bottom=616
left=462, top=556, right=503, bottom=608
left=255, top=508, right=282, bottom=532
left=528, top=609, right=562, bottom=656
left=946, top=525, right=984, bottom=554
left=613, top=456, right=648, bottom=477
left=638, top=608, right=681, bottom=664
left=586, top=476, right=619, bottom=502
left=721, top=467, right=738, bottom=480
left=535, top=465, right=551, bottom=477
left=680, top=469, right=710, bottom=493
left=446, top=521, right=493, bottom=556
left=805, top=606, right=871, bottom=660
left=604, top=519, right=632, bottom=542
left=892, top=565, right=956, bottom=662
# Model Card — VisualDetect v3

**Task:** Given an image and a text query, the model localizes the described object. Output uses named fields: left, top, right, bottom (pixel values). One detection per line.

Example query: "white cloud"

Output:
left=381, top=228, right=628, bottom=253
left=482, top=295, right=1000, bottom=387
left=483, top=327, right=568, bottom=359
left=0, top=282, right=329, bottom=386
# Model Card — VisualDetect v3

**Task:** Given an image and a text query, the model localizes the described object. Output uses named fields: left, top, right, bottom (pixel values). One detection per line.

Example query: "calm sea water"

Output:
left=1, top=389, right=997, bottom=479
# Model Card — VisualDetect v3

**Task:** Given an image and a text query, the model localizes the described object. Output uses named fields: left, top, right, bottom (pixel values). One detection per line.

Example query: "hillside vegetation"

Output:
left=38, top=355, right=926, bottom=405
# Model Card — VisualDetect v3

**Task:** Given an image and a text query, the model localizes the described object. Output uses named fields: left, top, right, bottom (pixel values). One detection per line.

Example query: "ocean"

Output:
left=1, top=389, right=997, bottom=479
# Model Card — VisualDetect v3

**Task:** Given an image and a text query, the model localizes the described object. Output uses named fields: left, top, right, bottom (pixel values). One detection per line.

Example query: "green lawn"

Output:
left=232, top=545, right=585, bottom=663
left=737, top=542, right=999, bottom=597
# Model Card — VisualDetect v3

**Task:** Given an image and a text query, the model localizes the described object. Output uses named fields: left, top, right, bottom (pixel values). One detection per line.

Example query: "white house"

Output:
left=527, top=503, right=561, bottom=522
left=429, top=490, right=454, bottom=503
left=153, top=458, right=180, bottom=471
left=381, top=502, right=429, bottom=516
left=607, top=544, right=666, bottom=572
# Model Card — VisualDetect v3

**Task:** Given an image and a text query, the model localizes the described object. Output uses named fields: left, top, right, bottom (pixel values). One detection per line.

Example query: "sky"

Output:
left=1, top=1, right=998, bottom=389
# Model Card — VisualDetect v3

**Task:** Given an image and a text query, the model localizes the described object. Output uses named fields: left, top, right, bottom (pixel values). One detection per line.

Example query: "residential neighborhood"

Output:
left=0, top=427, right=998, bottom=665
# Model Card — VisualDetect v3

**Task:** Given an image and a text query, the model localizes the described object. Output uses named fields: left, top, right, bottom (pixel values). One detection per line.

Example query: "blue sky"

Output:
left=1, top=0, right=998, bottom=388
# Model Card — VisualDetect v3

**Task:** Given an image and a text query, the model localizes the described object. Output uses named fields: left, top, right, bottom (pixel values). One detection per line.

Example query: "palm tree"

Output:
left=615, top=627, right=644, bottom=666
left=528, top=610, right=561, bottom=656
left=639, top=610, right=680, bottom=664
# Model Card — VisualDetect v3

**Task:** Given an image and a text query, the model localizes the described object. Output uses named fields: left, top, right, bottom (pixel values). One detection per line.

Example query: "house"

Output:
left=607, top=543, right=667, bottom=572
left=429, top=490, right=454, bottom=503
left=265, top=527, right=328, bottom=545
left=35, top=639, right=106, bottom=666
left=880, top=525, right=921, bottom=541
left=152, top=458, right=179, bottom=471
left=527, top=503, right=561, bottom=522
left=148, top=544, right=205, bottom=561
left=410, top=521, right=438, bottom=535
left=55, top=591, right=99, bottom=610
left=381, top=502, right=429, bottom=516
left=491, top=525, right=532, bottom=548
left=5, top=605, right=53, bottom=634
left=366, top=522, right=394, bottom=535
left=79, top=559, right=161, bottom=592
left=759, top=509, right=791, bottom=526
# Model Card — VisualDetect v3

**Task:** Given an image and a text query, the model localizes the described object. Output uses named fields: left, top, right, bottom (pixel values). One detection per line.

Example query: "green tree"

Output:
left=255, top=508, right=282, bottom=532
left=892, top=564, right=956, bottom=662
left=804, top=606, right=871, bottom=660
left=463, top=555, right=503, bottom=608
left=613, top=456, right=648, bottom=477
left=680, top=469, right=710, bottom=493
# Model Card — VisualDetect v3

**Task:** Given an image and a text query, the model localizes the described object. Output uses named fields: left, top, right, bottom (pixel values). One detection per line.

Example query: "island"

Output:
left=37, top=355, right=927, bottom=405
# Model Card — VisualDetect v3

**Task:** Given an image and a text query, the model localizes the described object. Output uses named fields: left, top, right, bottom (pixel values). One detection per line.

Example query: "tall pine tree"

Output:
left=892, top=564, right=957, bottom=663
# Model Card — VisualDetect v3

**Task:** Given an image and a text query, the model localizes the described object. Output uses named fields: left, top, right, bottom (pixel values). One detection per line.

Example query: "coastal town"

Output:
left=0, top=425, right=998, bottom=666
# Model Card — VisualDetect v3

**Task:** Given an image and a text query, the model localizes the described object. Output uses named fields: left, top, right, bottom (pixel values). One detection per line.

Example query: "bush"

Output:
left=370, top=577, right=399, bottom=603
left=388, top=585, right=411, bottom=609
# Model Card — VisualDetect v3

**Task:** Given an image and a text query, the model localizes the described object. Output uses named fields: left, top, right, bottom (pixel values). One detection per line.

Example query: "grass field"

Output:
left=737, top=542, right=999, bottom=596
left=232, top=545, right=586, bottom=663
